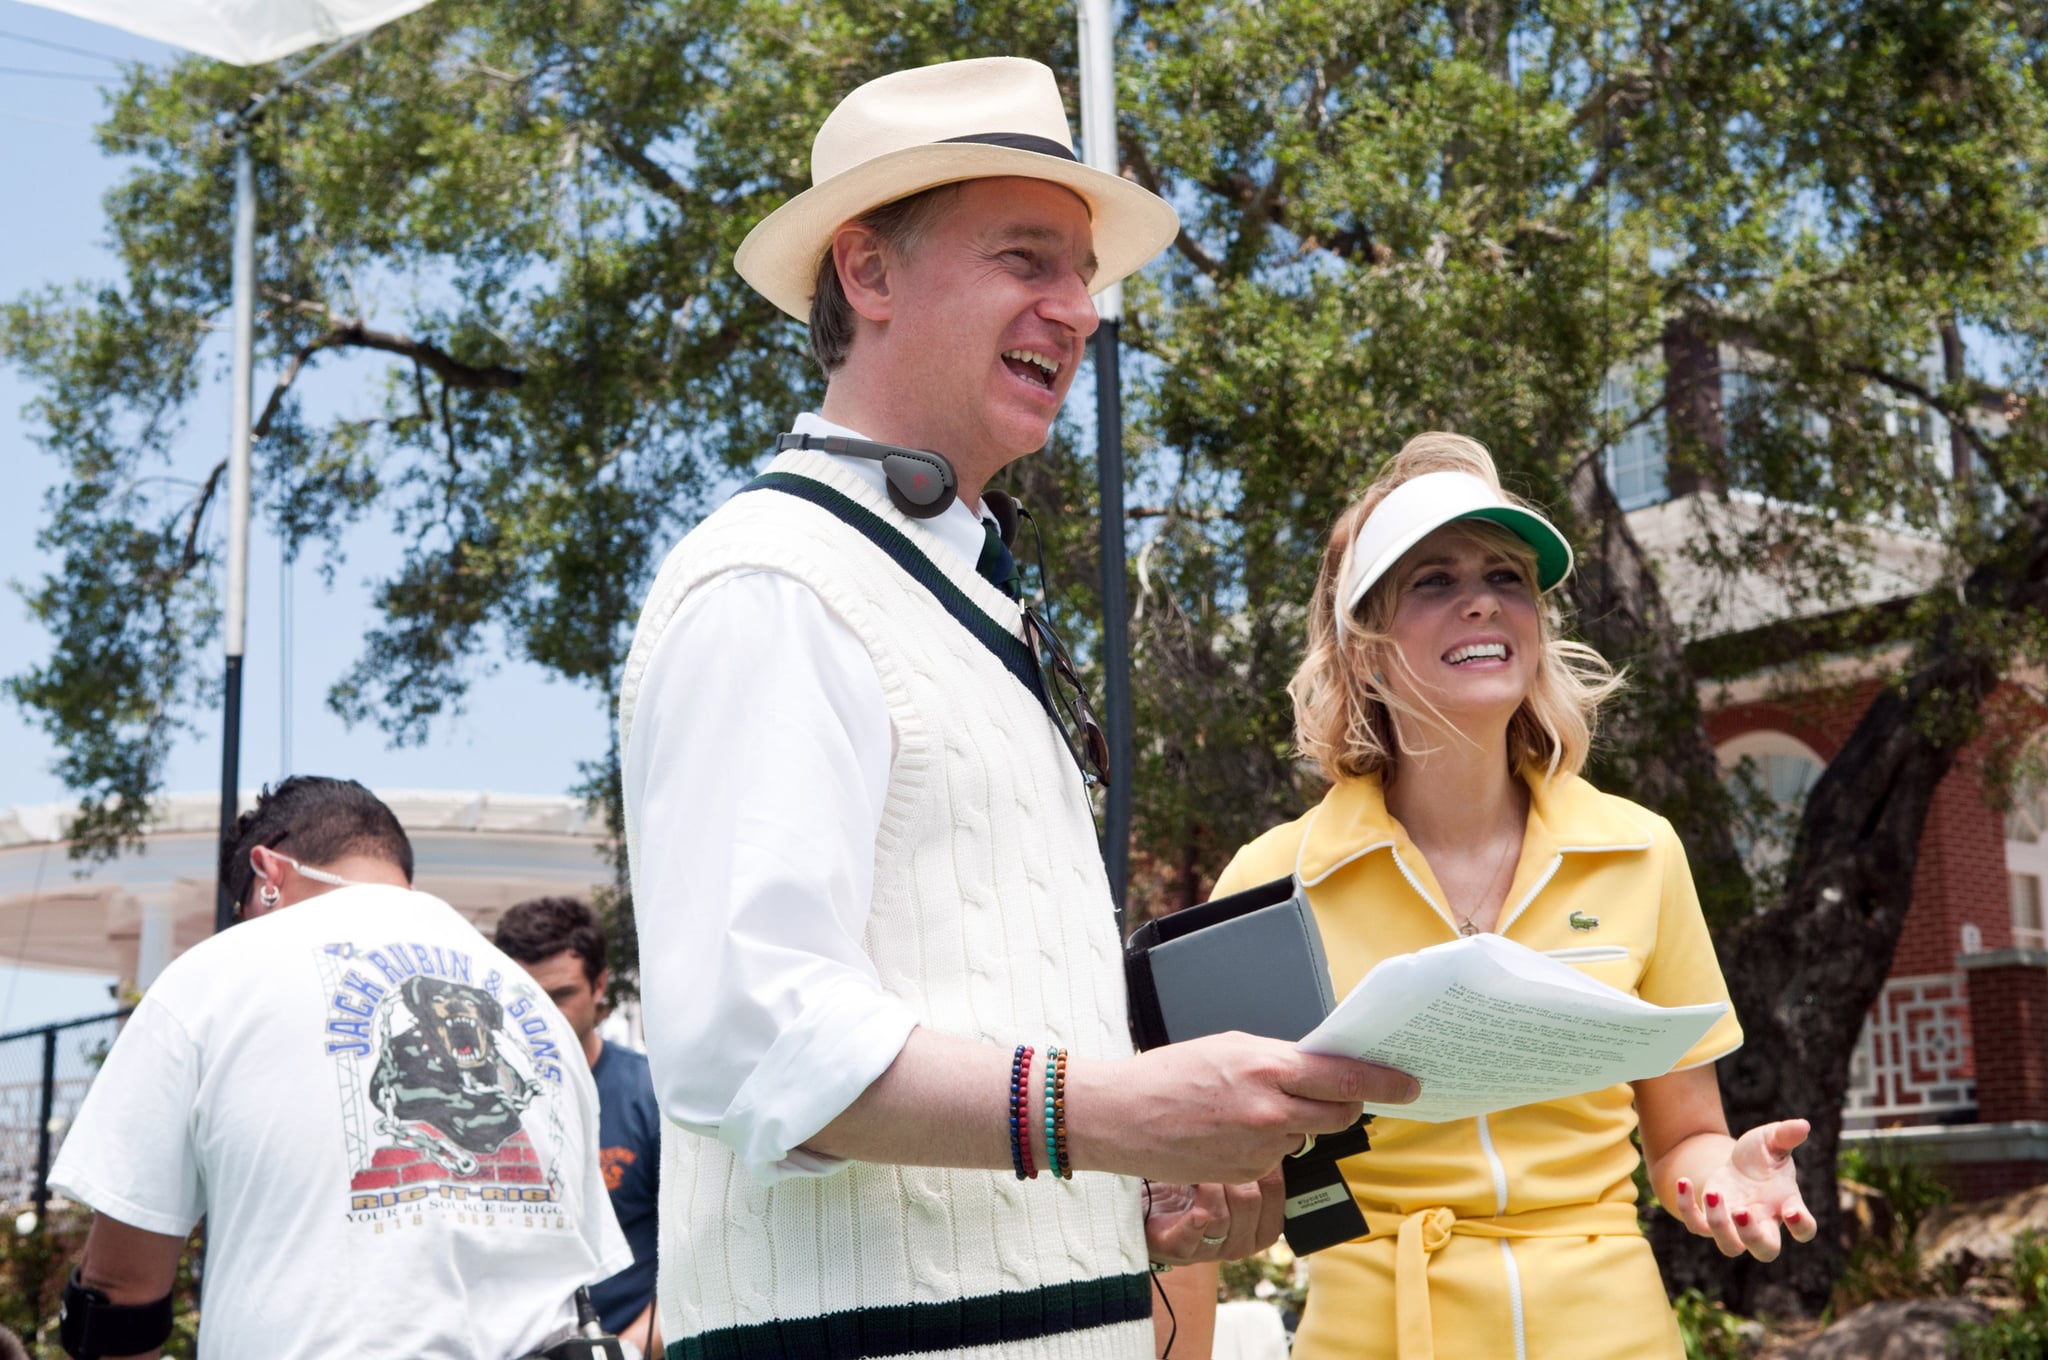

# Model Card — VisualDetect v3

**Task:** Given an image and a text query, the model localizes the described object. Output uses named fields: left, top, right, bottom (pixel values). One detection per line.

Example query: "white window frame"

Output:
left=2008, top=782, right=2048, bottom=951
left=1717, top=730, right=1826, bottom=885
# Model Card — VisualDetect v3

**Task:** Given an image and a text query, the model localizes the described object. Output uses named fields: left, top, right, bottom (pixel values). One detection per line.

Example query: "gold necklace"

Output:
left=1450, top=825, right=1522, bottom=936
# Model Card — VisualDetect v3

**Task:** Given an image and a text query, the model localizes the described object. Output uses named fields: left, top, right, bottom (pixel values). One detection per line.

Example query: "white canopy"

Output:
left=15, top=0, right=434, bottom=65
left=0, top=790, right=613, bottom=985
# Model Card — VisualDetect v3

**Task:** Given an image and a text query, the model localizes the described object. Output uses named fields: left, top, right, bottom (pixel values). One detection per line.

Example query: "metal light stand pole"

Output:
left=214, top=137, right=256, bottom=934
left=213, top=34, right=373, bottom=933
left=1078, top=0, right=1133, bottom=927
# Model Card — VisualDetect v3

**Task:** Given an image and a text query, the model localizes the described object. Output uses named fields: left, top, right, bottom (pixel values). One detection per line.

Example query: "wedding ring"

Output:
left=1291, top=1132, right=1317, bottom=1158
left=1199, top=1232, right=1228, bottom=1247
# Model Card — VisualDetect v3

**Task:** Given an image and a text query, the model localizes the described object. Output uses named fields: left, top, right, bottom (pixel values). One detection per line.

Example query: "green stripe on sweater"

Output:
left=671, top=1270, right=1153, bottom=1359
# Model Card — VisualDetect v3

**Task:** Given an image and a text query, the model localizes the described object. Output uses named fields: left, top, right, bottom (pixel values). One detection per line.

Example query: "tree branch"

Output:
left=175, top=459, right=226, bottom=574
left=1569, top=394, right=1672, bottom=479
left=1843, top=362, right=2009, bottom=487
left=1123, top=135, right=1223, bottom=277
left=1127, top=504, right=1232, bottom=522
left=253, top=318, right=521, bottom=442
left=1568, top=66, right=1657, bottom=133
left=439, top=377, right=461, bottom=488
left=1568, top=66, right=1659, bottom=208
left=598, top=130, right=693, bottom=212
left=1562, top=434, right=1750, bottom=917
left=253, top=335, right=338, bottom=438
left=328, top=320, right=523, bottom=391
left=460, top=61, right=534, bottom=84
left=1236, top=167, right=1283, bottom=267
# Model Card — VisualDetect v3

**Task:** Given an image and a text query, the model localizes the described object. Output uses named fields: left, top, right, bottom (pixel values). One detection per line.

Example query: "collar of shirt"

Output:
left=1295, top=767, right=1658, bottom=887
left=788, top=411, right=991, bottom=569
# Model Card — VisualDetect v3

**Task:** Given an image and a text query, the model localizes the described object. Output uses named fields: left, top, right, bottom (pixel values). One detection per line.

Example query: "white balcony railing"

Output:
left=1844, top=972, right=1975, bottom=1128
left=0, top=1075, right=95, bottom=1202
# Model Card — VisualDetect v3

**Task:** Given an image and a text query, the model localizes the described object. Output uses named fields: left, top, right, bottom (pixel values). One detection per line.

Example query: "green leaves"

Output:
left=1108, top=0, right=2048, bottom=911
left=7, top=1, right=2048, bottom=937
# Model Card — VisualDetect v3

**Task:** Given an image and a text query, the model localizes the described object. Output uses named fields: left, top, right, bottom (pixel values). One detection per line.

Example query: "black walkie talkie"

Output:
left=534, top=1288, right=626, bottom=1360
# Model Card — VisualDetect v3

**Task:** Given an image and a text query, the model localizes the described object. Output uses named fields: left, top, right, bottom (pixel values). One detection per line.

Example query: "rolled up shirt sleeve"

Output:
left=624, top=569, right=915, bottom=1183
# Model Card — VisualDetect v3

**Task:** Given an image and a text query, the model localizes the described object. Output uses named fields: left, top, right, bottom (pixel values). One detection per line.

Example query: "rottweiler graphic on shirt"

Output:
left=318, top=940, right=576, bottom=1227
left=368, top=975, right=538, bottom=1163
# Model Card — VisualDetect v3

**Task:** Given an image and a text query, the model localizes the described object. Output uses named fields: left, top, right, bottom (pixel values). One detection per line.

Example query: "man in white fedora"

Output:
left=618, top=56, right=1417, bottom=1358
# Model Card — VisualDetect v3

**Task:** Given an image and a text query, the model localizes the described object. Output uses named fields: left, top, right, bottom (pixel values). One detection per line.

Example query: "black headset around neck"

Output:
left=775, top=431, right=1017, bottom=544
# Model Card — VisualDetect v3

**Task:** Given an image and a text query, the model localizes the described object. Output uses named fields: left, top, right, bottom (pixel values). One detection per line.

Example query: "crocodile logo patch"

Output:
left=1568, top=911, right=1600, bottom=931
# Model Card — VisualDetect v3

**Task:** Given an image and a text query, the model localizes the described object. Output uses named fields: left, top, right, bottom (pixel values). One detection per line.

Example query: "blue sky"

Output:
left=0, top=2, right=610, bottom=1028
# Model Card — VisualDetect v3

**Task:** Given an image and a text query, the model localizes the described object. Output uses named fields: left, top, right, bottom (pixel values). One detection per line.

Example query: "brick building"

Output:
left=1615, top=340, right=2045, bottom=1202
left=1698, top=680, right=2045, bottom=1200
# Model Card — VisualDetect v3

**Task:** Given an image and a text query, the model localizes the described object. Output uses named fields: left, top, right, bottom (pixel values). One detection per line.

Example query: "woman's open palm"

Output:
left=1675, top=1119, right=1816, bottom=1261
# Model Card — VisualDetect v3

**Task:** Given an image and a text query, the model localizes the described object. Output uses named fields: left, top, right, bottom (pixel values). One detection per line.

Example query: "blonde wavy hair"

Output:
left=1289, top=432, right=1623, bottom=785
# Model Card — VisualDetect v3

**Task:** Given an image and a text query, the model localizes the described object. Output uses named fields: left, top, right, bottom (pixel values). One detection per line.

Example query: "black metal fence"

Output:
left=0, top=1010, right=130, bottom=1222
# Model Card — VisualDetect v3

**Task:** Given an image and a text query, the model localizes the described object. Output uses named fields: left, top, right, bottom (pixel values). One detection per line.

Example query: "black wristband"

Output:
left=59, top=1268, right=175, bottom=1359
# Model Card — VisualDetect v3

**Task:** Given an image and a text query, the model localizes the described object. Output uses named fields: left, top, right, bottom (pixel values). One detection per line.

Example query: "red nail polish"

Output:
left=1734, top=1211, right=1751, bottom=1227
left=1786, top=1209, right=1801, bottom=1223
left=1676, top=1179, right=1690, bottom=1196
left=1704, top=1192, right=1720, bottom=1209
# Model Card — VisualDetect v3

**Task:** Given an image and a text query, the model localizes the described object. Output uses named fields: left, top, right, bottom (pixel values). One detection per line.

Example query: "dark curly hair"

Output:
left=219, top=776, right=413, bottom=913
left=494, top=896, right=607, bottom=986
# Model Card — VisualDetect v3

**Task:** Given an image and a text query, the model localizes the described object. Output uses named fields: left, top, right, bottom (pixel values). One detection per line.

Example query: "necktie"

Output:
left=976, top=518, right=1019, bottom=600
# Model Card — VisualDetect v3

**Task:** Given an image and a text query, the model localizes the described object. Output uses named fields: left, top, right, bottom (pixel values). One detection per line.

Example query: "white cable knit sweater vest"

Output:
left=618, top=448, right=1149, bottom=1360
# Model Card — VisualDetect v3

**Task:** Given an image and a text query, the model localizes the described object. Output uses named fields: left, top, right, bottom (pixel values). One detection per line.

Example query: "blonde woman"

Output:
left=1202, top=433, right=1812, bottom=1359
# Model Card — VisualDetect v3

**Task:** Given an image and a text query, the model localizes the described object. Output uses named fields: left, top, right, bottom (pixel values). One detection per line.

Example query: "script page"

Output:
left=1299, top=933, right=1727, bottom=1122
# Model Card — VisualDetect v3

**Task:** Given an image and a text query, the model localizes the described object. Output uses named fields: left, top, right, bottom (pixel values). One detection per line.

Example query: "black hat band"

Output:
left=939, top=132, right=1079, bottom=162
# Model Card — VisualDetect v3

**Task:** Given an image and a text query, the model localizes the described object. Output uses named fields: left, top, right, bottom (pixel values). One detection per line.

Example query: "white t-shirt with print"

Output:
left=52, top=884, right=632, bottom=1360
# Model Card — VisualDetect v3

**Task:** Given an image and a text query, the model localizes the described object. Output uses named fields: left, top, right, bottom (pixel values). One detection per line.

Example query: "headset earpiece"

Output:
left=777, top=432, right=959, bottom=519
left=876, top=450, right=956, bottom=517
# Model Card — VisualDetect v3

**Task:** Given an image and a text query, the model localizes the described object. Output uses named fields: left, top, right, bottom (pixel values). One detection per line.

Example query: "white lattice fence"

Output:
left=0, top=1076, right=96, bottom=1202
left=1844, top=973, right=1975, bottom=1126
left=0, top=1012, right=128, bottom=1206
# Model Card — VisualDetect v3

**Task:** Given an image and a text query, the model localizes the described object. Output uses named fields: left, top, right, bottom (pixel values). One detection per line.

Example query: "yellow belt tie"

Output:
left=1362, top=1200, right=1643, bottom=1360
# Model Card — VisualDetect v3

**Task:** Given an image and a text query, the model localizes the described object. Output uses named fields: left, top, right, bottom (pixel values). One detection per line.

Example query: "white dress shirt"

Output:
left=624, top=411, right=996, bottom=1180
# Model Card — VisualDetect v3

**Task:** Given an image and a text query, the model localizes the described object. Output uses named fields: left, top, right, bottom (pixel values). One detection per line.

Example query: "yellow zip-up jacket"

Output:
left=1213, top=769, right=1744, bottom=1360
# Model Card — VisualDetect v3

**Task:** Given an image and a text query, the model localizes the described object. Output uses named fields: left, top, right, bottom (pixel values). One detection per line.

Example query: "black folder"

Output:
left=1125, top=874, right=1336, bottom=1051
left=1124, top=874, right=1373, bottom=1253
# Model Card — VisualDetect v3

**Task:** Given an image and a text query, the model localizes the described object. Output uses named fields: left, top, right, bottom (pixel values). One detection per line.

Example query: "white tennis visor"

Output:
left=1340, top=471, right=1575, bottom=617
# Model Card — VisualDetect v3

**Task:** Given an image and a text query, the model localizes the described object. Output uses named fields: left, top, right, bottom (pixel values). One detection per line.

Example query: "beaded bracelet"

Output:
left=1042, top=1046, right=1063, bottom=1179
left=1052, top=1046, right=1071, bottom=1179
left=1018, top=1049, right=1038, bottom=1180
left=1009, top=1044, right=1036, bottom=1179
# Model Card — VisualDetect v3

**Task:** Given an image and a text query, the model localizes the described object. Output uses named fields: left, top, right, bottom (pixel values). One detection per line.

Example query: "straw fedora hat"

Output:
left=735, top=56, right=1181, bottom=321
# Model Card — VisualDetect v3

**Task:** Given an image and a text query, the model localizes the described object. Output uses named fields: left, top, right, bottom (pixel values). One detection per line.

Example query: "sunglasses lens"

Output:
left=1083, top=720, right=1111, bottom=787
left=1024, top=606, right=1112, bottom=786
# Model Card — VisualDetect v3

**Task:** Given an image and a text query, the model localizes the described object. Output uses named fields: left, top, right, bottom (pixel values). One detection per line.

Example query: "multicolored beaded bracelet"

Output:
left=1018, top=1051, right=1038, bottom=1180
left=1043, top=1046, right=1063, bottom=1179
left=1009, top=1044, right=1035, bottom=1179
left=1052, top=1046, right=1071, bottom=1179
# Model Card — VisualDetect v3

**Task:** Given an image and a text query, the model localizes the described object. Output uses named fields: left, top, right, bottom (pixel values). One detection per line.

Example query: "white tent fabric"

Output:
left=1213, top=1301, right=1290, bottom=1360
left=15, top=0, right=434, bottom=65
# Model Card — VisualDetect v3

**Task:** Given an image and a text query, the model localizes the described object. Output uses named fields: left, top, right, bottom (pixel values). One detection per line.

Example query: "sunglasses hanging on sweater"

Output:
left=770, top=432, right=1112, bottom=788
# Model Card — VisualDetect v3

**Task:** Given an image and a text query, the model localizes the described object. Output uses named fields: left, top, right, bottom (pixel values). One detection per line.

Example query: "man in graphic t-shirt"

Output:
left=497, top=896, right=661, bottom=1358
left=50, top=777, right=628, bottom=1360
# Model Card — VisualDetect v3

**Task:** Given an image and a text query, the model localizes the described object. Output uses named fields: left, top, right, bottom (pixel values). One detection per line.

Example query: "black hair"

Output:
left=494, top=896, right=607, bottom=986
left=219, top=776, right=414, bottom=912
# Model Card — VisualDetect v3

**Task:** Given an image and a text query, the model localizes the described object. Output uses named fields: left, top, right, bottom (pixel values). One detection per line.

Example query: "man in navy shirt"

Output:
left=497, top=896, right=660, bottom=1356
